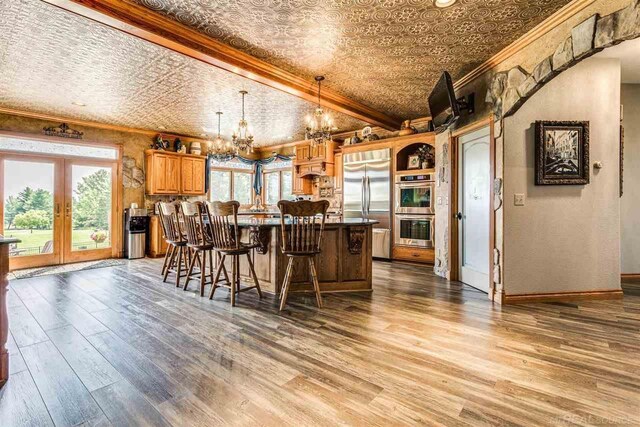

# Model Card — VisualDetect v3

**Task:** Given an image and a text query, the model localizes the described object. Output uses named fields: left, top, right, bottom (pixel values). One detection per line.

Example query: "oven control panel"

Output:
left=397, top=174, right=433, bottom=183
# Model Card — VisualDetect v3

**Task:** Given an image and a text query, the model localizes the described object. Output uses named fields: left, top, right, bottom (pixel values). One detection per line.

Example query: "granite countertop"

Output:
left=236, top=218, right=379, bottom=227
left=0, top=236, right=21, bottom=244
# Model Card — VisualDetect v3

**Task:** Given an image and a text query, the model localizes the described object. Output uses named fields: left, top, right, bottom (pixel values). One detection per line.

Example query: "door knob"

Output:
left=456, top=212, right=463, bottom=220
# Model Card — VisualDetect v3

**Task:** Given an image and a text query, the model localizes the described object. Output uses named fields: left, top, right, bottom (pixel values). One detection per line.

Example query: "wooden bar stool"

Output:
left=157, top=202, right=189, bottom=288
left=180, top=201, right=220, bottom=297
left=204, top=200, right=262, bottom=306
left=277, top=200, right=329, bottom=312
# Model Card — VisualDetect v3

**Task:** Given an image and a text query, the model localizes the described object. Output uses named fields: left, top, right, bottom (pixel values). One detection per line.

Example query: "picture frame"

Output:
left=407, top=154, right=421, bottom=170
left=535, top=121, right=589, bottom=185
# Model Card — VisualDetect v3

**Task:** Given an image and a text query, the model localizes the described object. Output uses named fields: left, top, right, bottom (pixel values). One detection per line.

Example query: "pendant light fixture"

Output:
left=305, top=76, right=333, bottom=147
left=232, top=90, right=254, bottom=153
left=208, top=111, right=234, bottom=161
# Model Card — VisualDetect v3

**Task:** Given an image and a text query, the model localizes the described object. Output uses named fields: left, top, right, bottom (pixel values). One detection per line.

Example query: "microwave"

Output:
left=395, top=214, right=434, bottom=248
left=395, top=174, right=435, bottom=214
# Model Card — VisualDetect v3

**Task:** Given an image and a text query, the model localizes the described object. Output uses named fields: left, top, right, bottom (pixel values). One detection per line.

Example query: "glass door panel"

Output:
left=1, top=156, right=62, bottom=269
left=65, top=162, right=116, bottom=263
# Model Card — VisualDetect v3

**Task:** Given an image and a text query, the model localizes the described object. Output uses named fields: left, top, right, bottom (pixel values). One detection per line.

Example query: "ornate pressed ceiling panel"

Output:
left=130, top=0, right=573, bottom=119
left=0, top=0, right=368, bottom=146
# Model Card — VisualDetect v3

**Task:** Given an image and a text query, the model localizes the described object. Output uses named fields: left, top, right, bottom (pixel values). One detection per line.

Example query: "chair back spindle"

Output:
left=180, top=202, right=210, bottom=247
left=277, top=200, right=329, bottom=254
left=157, top=202, right=184, bottom=243
left=204, top=201, right=240, bottom=251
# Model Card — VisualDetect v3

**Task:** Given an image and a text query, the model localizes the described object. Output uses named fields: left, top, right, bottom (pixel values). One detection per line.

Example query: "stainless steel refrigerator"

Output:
left=343, top=148, right=392, bottom=259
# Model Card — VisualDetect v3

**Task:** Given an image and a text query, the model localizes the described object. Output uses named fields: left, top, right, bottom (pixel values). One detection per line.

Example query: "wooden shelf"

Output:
left=395, top=168, right=436, bottom=176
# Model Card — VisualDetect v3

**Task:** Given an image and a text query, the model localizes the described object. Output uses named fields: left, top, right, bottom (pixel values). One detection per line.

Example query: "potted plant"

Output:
left=90, top=230, right=108, bottom=248
left=415, top=145, right=435, bottom=169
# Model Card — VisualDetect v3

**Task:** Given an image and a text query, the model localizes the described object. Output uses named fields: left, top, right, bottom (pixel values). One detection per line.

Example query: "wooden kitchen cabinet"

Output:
left=181, top=156, right=206, bottom=195
left=294, top=141, right=336, bottom=165
left=292, top=165, right=312, bottom=195
left=334, top=152, right=343, bottom=193
left=147, top=215, right=168, bottom=257
left=145, top=149, right=206, bottom=195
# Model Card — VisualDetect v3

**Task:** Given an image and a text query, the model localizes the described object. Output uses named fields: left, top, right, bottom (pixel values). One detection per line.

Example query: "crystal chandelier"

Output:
left=208, top=111, right=234, bottom=161
left=232, top=90, right=254, bottom=153
left=305, top=76, right=333, bottom=147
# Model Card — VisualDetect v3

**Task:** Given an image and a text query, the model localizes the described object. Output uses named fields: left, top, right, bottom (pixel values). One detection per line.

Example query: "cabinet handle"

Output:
left=55, top=203, right=61, bottom=218
left=65, top=202, right=71, bottom=217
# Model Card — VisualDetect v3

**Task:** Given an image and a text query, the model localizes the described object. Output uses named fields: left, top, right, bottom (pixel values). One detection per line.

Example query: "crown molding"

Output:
left=0, top=106, right=207, bottom=142
left=454, top=0, right=597, bottom=91
left=41, top=0, right=401, bottom=131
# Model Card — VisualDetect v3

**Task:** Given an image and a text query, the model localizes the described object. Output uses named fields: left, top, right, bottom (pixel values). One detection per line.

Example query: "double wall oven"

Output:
left=394, top=174, right=435, bottom=248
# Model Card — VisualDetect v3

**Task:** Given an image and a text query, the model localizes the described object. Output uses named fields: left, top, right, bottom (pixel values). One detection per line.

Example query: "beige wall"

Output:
left=434, top=130, right=451, bottom=279
left=621, top=84, right=640, bottom=274
left=503, top=58, right=621, bottom=295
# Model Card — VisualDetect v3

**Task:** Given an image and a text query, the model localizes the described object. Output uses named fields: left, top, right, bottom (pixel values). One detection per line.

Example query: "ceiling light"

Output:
left=72, top=101, right=86, bottom=107
left=209, top=111, right=234, bottom=161
left=305, top=76, right=333, bottom=148
left=434, top=0, right=456, bottom=7
left=232, top=90, right=254, bottom=153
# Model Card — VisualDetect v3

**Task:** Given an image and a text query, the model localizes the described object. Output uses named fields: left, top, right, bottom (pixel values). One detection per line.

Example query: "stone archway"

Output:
left=486, top=0, right=640, bottom=119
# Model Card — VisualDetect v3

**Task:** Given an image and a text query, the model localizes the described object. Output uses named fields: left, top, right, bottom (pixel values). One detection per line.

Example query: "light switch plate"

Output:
left=514, top=193, right=525, bottom=206
left=437, top=196, right=443, bottom=206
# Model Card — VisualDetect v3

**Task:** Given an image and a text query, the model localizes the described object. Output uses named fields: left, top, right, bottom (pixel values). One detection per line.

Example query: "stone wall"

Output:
left=486, top=0, right=640, bottom=120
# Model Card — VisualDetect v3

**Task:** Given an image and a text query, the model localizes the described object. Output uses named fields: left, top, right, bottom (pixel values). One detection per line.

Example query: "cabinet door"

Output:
left=192, top=158, right=206, bottom=194
left=166, top=156, right=180, bottom=193
left=154, top=154, right=168, bottom=192
left=292, top=166, right=312, bottom=195
left=181, top=157, right=194, bottom=193
left=296, top=144, right=311, bottom=162
left=334, top=153, right=343, bottom=193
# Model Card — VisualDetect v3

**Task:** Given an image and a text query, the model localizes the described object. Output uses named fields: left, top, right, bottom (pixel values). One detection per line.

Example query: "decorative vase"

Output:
left=174, top=138, right=182, bottom=152
left=190, top=141, right=202, bottom=155
left=399, top=119, right=417, bottom=136
left=351, top=132, right=361, bottom=144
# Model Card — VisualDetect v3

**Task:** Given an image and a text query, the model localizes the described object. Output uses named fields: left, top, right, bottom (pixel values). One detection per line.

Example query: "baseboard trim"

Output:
left=621, top=274, right=640, bottom=280
left=503, top=289, right=623, bottom=304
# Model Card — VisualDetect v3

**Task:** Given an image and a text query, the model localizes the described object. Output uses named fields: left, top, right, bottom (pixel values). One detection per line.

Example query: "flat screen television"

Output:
left=428, top=71, right=460, bottom=133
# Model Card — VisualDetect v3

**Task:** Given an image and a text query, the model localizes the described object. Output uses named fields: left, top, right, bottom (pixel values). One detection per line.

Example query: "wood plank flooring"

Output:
left=1, top=259, right=638, bottom=426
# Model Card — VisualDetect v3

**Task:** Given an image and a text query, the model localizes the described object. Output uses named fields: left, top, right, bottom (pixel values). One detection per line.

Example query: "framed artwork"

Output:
left=535, top=121, right=589, bottom=185
left=407, top=154, right=421, bottom=170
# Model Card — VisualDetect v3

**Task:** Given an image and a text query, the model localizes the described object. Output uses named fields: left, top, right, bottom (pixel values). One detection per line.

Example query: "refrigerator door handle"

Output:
left=361, top=176, right=366, bottom=217
left=366, top=176, right=371, bottom=215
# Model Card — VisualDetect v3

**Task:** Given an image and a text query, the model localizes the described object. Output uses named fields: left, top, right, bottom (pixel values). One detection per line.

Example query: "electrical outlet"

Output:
left=437, top=196, right=443, bottom=206
left=514, top=193, right=525, bottom=206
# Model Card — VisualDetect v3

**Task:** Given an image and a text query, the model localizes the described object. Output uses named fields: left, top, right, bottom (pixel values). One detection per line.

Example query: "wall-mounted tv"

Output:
left=428, top=71, right=460, bottom=133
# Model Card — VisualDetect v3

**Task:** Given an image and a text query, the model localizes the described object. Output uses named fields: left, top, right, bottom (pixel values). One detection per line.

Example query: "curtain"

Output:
left=207, top=153, right=292, bottom=196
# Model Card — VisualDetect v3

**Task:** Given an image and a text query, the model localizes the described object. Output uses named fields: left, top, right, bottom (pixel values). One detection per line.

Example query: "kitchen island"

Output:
left=229, top=218, right=377, bottom=295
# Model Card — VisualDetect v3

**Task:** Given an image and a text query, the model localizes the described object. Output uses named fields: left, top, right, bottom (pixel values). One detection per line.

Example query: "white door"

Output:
left=458, top=126, right=491, bottom=293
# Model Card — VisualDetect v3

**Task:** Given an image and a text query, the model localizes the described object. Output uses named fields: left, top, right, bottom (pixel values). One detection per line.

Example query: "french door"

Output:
left=0, top=153, right=117, bottom=270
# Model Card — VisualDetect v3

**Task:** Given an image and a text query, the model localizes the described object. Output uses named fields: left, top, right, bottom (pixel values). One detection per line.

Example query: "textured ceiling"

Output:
left=0, top=0, right=368, bottom=146
left=130, top=0, right=573, bottom=119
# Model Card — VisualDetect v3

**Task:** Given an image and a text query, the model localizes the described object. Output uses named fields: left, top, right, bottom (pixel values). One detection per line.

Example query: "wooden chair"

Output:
left=277, top=200, right=329, bottom=311
left=157, top=202, right=189, bottom=288
left=181, top=201, right=224, bottom=296
left=204, top=200, right=262, bottom=306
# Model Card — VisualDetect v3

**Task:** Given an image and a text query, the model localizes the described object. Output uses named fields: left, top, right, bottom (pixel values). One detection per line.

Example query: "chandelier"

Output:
left=232, top=90, right=254, bottom=153
left=208, top=111, right=234, bottom=161
left=305, top=76, right=333, bottom=147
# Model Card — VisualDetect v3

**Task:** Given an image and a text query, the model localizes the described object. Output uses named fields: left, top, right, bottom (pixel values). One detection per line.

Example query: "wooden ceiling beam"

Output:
left=41, top=0, right=402, bottom=131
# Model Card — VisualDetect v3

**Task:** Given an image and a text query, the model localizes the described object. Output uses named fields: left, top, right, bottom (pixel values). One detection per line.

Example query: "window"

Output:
left=263, top=169, right=294, bottom=205
left=233, top=172, right=252, bottom=205
left=209, top=170, right=231, bottom=202
left=209, top=169, right=253, bottom=205
left=0, top=135, right=118, bottom=159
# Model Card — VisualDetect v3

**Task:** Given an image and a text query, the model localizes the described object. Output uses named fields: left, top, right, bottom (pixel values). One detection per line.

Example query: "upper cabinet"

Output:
left=293, top=140, right=336, bottom=177
left=180, top=156, right=206, bottom=195
left=145, top=149, right=206, bottom=195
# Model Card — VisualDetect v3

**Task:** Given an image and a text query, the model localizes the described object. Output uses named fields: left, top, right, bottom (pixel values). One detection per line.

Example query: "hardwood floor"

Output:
left=1, top=259, right=638, bottom=426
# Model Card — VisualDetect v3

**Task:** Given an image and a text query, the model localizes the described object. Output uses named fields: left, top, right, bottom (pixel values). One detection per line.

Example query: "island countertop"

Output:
left=236, top=217, right=379, bottom=228
left=229, top=218, right=376, bottom=295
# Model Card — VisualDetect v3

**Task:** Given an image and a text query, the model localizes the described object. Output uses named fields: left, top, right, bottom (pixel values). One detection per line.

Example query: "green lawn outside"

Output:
left=3, top=229, right=111, bottom=255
